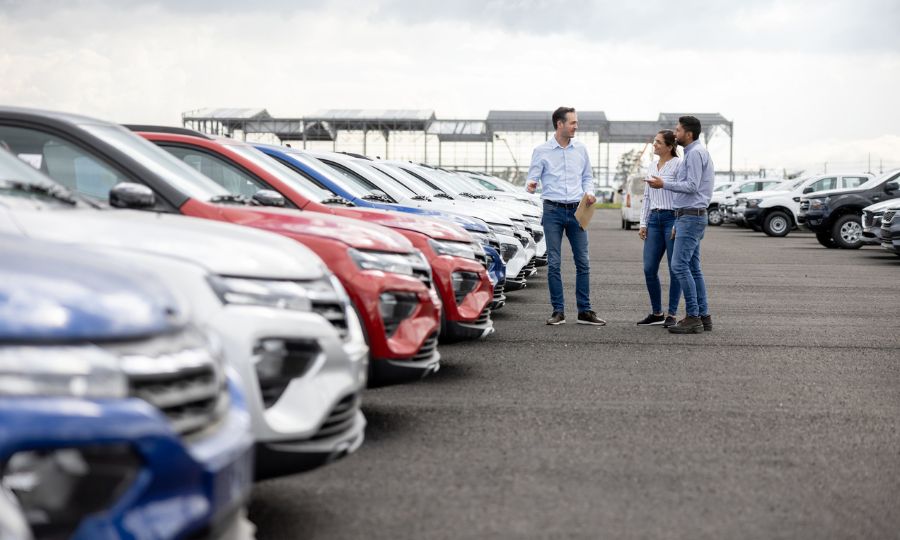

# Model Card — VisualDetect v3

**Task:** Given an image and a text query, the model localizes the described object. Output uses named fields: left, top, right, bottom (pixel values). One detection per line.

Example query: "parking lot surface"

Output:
left=250, top=210, right=900, bottom=539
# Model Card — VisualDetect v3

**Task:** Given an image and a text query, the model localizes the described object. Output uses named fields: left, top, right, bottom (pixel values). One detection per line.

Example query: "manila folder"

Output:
left=574, top=194, right=596, bottom=230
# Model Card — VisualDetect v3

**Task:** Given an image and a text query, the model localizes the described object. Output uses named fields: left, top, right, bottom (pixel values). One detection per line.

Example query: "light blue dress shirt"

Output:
left=663, top=140, right=715, bottom=209
left=527, top=137, right=594, bottom=203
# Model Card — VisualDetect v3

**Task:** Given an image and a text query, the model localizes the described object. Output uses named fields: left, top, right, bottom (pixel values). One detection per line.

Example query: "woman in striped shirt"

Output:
left=636, top=130, right=682, bottom=327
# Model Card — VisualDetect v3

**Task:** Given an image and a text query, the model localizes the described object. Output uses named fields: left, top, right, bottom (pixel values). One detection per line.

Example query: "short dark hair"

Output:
left=552, top=107, right=576, bottom=130
left=678, top=115, right=701, bottom=140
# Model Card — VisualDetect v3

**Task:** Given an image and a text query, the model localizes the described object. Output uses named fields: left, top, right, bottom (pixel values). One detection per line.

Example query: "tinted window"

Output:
left=162, top=145, right=265, bottom=197
left=0, top=125, right=131, bottom=199
left=810, top=177, right=836, bottom=192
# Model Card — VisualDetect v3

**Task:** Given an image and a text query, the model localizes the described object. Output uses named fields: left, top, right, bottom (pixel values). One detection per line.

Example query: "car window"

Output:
left=0, top=124, right=132, bottom=200
left=810, top=177, right=836, bottom=192
left=320, top=159, right=396, bottom=202
left=738, top=183, right=759, bottom=193
left=841, top=176, right=868, bottom=189
left=162, top=145, right=265, bottom=198
left=761, top=181, right=780, bottom=190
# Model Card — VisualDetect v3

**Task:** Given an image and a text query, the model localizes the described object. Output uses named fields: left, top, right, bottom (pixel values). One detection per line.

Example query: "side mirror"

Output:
left=885, top=181, right=899, bottom=192
left=802, top=187, right=814, bottom=194
left=109, top=182, right=155, bottom=209
left=252, top=189, right=286, bottom=207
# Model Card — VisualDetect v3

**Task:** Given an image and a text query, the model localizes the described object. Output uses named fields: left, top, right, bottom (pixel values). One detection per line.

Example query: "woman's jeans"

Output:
left=670, top=214, right=709, bottom=318
left=642, top=209, right=681, bottom=316
left=543, top=201, right=591, bottom=314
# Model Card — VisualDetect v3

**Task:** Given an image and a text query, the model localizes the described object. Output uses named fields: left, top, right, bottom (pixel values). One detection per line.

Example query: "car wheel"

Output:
left=708, top=207, right=723, bottom=226
left=763, top=211, right=791, bottom=237
left=832, top=215, right=863, bottom=249
left=815, top=230, right=838, bottom=248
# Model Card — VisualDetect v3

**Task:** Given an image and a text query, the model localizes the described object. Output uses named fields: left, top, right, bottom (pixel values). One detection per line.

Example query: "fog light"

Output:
left=2, top=445, right=139, bottom=539
left=379, top=292, right=418, bottom=337
left=451, top=272, right=481, bottom=304
left=253, top=339, right=320, bottom=408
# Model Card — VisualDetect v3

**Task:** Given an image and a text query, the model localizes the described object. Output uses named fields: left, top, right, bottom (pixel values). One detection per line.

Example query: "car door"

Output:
left=807, top=176, right=837, bottom=194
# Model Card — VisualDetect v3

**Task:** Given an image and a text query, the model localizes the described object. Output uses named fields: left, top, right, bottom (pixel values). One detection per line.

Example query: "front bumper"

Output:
left=0, top=377, right=254, bottom=540
left=798, top=209, right=827, bottom=231
left=744, top=207, right=763, bottom=226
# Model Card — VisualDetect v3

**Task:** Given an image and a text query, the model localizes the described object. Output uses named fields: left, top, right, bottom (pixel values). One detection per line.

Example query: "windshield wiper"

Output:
left=433, top=193, right=454, bottom=200
left=0, top=179, right=78, bottom=205
left=321, top=196, right=356, bottom=207
left=362, top=193, right=393, bottom=203
left=411, top=195, right=432, bottom=202
left=209, top=194, right=252, bottom=205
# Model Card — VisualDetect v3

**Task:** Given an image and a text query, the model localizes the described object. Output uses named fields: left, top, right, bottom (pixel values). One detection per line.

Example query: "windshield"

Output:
left=309, top=155, right=389, bottom=199
left=378, top=163, right=447, bottom=197
left=80, top=124, right=229, bottom=200
left=227, top=144, right=333, bottom=202
left=858, top=169, right=900, bottom=190
left=357, top=161, right=418, bottom=197
left=0, top=148, right=82, bottom=206
left=0, top=147, right=62, bottom=187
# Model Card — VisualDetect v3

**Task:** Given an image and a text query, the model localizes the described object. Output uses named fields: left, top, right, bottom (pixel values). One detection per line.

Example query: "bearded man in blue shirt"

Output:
left=527, top=107, right=605, bottom=327
left=646, top=115, right=715, bottom=334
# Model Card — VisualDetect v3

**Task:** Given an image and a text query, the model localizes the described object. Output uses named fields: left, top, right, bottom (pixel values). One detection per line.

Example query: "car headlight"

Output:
left=347, top=248, right=415, bottom=276
left=208, top=275, right=340, bottom=311
left=499, top=242, right=519, bottom=263
left=809, top=198, right=828, bottom=210
left=469, top=230, right=499, bottom=247
left=0, top=345, right=127, bottom=399
left=428, top=239, right=482, bottom=261
left=747, top=198, right=762, bottom=208
left=3, top=445, right=140, bottom=540
left=451, top=272, right=481, bottom=304
left=487, top=223, right=516, bottom=237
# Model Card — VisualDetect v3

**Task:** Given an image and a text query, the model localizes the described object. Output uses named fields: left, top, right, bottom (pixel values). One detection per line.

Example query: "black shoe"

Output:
left=546, top=312, right=565, bottom=325
left=701, top=314, right=713, bottom=332
left=662, top=316, right=677, bottom=328
left=668, top=316, right=704, bottom=334
left=577, top=311, right=606, bottom=326
left=636, top=313, right=665, bottom=326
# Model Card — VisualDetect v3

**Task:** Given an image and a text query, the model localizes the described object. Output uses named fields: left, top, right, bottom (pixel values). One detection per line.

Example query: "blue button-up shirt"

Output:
left=527, top=137, right=594, bottom=203
left=664, top=140, right=715, bottom=209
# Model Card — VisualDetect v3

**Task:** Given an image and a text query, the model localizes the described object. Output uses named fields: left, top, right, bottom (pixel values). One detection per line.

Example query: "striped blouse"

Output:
left=640, top=156, right=682, bottom=227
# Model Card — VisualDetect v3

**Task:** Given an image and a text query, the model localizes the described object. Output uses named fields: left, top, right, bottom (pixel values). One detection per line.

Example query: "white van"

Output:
left=619, top=175, right=645, bottom=230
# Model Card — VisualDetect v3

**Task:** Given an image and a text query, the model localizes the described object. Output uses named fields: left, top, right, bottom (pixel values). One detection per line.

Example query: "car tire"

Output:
left=763, top=211, right=791, bottom=237
left=831, top=214, right=864, bottom=249
left=815, top=230, right=838, bottom=248
left=708, top=207, right=723, bottom=226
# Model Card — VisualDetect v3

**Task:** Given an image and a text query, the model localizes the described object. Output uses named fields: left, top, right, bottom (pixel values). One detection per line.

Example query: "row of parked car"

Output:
left=0, top=106, right=545, bottom=539
left=706, top=170, right=900, bottom=254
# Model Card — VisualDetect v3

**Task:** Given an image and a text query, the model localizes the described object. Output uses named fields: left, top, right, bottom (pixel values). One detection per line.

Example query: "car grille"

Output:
left=882, top=210, right=896, bottom=224
left=311, top=299, right=349, bottom=340
left=524, top=258, right=536, bottom=273
left=407, top=253, right=432, bottom=289
left=120, top=331, right=227, bottom=437
left=799, top=200, right=810, bottom=212
left=475, top=306, right=491, bottom=326
left=413, top=332, right=439, bottom=363
left=309, top=393, right=361, bottom=441
left=475, top=251, right=489, bottom=270
left=493, top=281, right=505, bottom=302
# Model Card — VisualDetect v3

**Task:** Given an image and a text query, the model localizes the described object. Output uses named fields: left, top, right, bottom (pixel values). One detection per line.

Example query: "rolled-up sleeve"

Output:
left=580, top=147, right=594, bottom=195
left=527, top=148, right=544, bottom=187
left=664, top=151, right=701, bottom=194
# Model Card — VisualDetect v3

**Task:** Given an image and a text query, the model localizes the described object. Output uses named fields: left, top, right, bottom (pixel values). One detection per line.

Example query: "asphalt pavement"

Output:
left=250, top=210, right=900, bottom=539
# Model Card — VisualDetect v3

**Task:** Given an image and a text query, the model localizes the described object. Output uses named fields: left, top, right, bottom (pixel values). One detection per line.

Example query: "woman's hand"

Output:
left=639, top=227, right=647, bottom=241
left=645, top=176, right=664, bottom=189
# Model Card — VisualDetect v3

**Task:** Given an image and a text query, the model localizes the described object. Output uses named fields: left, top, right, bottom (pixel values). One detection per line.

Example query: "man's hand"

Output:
left=645, top=176, right=664, bottom=189
left=585, top=193, right=597, bottom=205
left=638, top=227, right=647, bottom=240
left=526, top=180, right=538, bottom=193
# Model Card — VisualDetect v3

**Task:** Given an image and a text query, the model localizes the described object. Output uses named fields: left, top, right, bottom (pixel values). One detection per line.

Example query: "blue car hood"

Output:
left=0, top=236, right=184, bottom=342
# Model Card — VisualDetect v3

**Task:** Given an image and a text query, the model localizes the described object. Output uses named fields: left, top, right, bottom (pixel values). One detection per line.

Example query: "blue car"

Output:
left=255, top=144, right=507, bottom=308
left=0, top=236, right=255, bottom=539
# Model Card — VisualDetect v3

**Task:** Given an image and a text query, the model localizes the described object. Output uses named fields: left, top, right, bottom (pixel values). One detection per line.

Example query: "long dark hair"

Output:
left=658, top=129, right=677, bottom=158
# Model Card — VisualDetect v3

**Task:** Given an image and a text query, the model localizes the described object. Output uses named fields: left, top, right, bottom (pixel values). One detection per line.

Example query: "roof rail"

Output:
left=124, top=125, right=213, bottom=139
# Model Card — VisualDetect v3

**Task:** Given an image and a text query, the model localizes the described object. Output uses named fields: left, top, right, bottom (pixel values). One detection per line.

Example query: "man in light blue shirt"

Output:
left=526, top=107, right=604, bottom=326
left=646, top=115, right=715, bottom=334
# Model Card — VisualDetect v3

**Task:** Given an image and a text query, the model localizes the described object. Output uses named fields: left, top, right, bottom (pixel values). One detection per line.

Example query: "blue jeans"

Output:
left=670, top=214, right=709, bottom=317
left=543, top=201, right=591, bottom=313
left=643, top=210, right=681, bottom=316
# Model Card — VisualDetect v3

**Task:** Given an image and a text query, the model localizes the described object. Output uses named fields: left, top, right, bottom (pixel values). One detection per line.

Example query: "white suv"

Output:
left=742, top=173, right=873, bottom=237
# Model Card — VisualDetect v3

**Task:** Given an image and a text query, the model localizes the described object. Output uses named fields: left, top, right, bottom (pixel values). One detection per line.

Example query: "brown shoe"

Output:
left=668, top=315, right=704, bottom=334
left=701, top=314, right=713, bottom=332
left=546, top=312, right=565, bottom=325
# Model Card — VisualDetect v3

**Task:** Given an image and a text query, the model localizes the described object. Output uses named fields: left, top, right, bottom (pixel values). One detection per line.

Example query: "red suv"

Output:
left=132, top=127, right=494, bottom=344
left=0, top=108, right=440, bottom=386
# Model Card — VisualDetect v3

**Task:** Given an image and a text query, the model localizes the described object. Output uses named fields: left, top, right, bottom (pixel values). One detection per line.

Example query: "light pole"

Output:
left=494, top=133, right=520, bottom=182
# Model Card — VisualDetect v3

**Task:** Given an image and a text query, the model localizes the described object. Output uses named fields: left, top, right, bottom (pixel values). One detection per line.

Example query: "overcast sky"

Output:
left=1, top=0, right=898, bottom=174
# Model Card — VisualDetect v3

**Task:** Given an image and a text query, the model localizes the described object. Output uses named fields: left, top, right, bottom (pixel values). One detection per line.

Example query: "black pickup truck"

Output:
left=798, top=169, right=900, bottom=249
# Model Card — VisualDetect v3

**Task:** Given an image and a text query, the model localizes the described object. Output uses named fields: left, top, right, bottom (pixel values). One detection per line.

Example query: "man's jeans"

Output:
left=643, top=210, right=681, bottom=316
left=670, top=214, right=709, bottom=318
left=543, top=201, right=591, bottom=313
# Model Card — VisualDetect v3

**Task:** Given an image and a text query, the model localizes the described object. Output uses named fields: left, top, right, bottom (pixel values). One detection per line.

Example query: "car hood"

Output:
left=864, top=198, right=900, bottom=212
left=804, top=187, right=865, bottom=199
left=335, top=206, right=472, bottom=242
left=0, top=203, right=327, bottom=280
left=212, top=204, right=415, bottom=253
left=0, top=234, right=184, bottom=342
left=742, top=190, right=790, bottom=199
left=418, top=199, right=516, bottom=226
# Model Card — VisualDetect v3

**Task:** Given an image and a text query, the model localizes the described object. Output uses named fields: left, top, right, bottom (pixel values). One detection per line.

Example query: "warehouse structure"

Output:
left=182, top=108, right=734, bottom=184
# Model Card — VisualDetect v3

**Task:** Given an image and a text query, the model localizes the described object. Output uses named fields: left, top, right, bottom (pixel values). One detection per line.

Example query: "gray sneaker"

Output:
left=668, top=315, right=704, bottom=334
left=546, top=312, right=565, bottom=325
